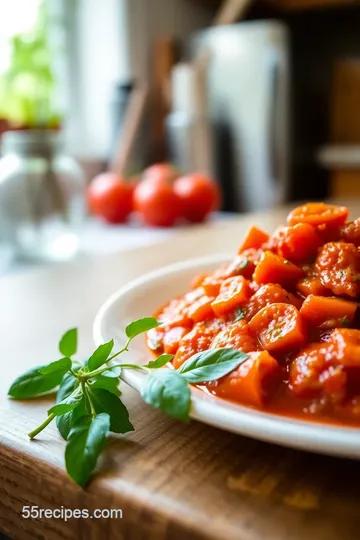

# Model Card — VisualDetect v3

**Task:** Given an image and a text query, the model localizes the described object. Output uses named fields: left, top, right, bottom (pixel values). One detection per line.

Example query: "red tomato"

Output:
left=133, top=179, right=183, bottom=227
left=88, top=172, right=133, bottom=224
left=174, top=173, right=221, bottom=223
left=142, top=163, right=178, bottom=185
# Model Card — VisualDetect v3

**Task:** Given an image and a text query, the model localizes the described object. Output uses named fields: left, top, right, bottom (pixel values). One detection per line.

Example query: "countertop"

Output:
left=2, top=202, right=360, bottom=540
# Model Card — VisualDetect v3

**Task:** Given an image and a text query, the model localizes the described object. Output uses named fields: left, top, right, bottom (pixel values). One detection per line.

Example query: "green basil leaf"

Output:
left=56, top=397, right=87, bottom=440
left=39, top=357, right=72, bottom=375
left=89, top=376, right=120, bottom=396
left=234, top=307, right=245, bottom=321
left=56, top=371, right=80, bottom=403
left=48, top=401, right=79, bottom=416
left=87, top=340, right=114, bottom=371
left=49, top=390, right=82, bottom=416
left=65, top=413, right=110, bottom=487
left=8, top=365, right=65, bottom=399
left=89, top=388, right=134, bottom=433
left=125, top=317, right=160, bottom=340
left=144, top=354, right=174, bottom=369
left=177, top=348, right=249, bottom=383
left=141, top=370, right=191, bottom=422
left=59, top=328, right=77, bottom=357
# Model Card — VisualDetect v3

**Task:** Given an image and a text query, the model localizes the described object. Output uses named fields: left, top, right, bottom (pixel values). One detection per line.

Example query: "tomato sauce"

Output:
left=147, top=203, right=360, bottom=426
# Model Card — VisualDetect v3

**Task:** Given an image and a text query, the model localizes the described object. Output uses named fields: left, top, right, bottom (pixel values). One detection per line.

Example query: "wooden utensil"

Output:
left=151, top=38, right=176, bottom=160
left=164, top=0, right=254, bottom=110
left=213, top=0, right=254, bottom=26
left=110, top=82, right=149, bottom=178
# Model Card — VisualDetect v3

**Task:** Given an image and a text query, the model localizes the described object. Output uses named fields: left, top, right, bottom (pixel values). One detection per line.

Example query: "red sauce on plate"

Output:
left=147, top=202, right=360, bottom=427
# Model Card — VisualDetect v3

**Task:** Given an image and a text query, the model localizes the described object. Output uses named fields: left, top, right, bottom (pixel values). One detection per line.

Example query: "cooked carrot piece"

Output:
left=246, top=283, right=302, bottom=320
left=238, top=226, right=269, bottom=253
left=296, top=275, right=329, bottom=297
left=202, top=275, right=224, bottom=296
left=163, top=326, right=189, bottom=354
left=328, top=328, right=360, bottom=367
left=191, top=273, right=209, bottom=289
left=207, top=351, right=281, bottom=407
left=300, top=295, right=357, bottom=327
left=248, top=303, right=307, bottom=354
left=253, top=251, right=304, bottom=286
left=211, top=276, right=252, bottom=317
left=173, top=322, right=220, bottom=369
left=147, top=326, right=165, bottom=353
left=330, top=328, right=360, bottom=347
left=187, top=295, right=215, bottom=323
left=158, top=291, right=203, bottom=328
left=289, top=343, right=347, bottom=400
left=341, top=218, right=360, bottom=246
left=219, top=253, right=256, bottom=280
left=210, top=320, right=259, bottom=352
left=315, top=242, right=360, bottom=298
left=287, top=202, right=348, bottom=228
left=268, top=223, right=321, bottom=264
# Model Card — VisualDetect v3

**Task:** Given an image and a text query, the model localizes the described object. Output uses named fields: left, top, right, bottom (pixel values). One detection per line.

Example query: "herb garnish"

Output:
left=234, top=307, right=246, bottom=321
left=8, top=318, right=248, bottom=487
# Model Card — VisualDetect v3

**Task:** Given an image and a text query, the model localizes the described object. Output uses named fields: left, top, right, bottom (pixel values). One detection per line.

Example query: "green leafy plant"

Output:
left=8, top=317, right=248, bottom=487
left=0, top=0, right=62, bottom=127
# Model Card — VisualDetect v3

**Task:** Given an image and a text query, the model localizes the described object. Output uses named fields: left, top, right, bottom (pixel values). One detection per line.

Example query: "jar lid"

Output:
left=1, top=129, right=62, bottom=156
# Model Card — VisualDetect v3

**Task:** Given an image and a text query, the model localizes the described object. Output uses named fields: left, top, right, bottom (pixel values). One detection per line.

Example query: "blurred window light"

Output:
left=0, top=0, right=41, bottom=38
left=0, top=0, right=42, bottom=72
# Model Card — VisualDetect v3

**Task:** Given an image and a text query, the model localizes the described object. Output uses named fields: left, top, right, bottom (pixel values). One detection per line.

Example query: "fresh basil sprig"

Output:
left=8, top=316, right=249, bottom=487
left=177, top=348, right=249, bottom=383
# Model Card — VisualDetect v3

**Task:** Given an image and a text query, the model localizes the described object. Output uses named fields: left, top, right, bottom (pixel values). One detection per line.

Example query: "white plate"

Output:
left=93, top=254, right=360, bottom=459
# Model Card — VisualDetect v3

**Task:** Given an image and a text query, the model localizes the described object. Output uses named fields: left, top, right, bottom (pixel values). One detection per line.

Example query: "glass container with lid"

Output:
left=0, top=130, right=86, bottom=262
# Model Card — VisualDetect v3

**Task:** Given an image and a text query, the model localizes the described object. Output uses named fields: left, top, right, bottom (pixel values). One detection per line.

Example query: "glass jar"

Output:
left=0, top=130, right=86, bottom=262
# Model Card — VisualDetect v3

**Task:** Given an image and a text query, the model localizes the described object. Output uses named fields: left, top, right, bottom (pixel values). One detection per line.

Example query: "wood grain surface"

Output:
left=1, top=203, right=360, bottom=540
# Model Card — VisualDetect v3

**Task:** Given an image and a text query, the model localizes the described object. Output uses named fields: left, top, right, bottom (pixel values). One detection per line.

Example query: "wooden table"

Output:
left=2, top=203, right=360, bottom=540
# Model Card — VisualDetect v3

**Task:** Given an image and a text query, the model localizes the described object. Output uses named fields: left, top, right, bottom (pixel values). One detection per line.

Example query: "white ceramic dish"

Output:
left=93, top=254, right=360, bottom=459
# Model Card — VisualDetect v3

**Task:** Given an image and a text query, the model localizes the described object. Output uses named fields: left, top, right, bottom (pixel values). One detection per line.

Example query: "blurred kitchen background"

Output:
left=1, top=0, right=360, bottom=274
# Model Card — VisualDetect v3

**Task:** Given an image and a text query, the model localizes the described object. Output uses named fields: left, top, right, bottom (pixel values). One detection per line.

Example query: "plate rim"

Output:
left=93, top=254, right=360, bottom=460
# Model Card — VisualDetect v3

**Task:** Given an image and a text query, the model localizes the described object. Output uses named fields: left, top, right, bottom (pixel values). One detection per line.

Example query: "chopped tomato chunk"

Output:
left=238, top=225, right=269, bottom=253
left=248, top=303, right=307, bottom=354
left=253, top=251, right=304, bottom=286
left=208, top=351, right=281, bottom=407
left=212, top=276, right=252, bottom=317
